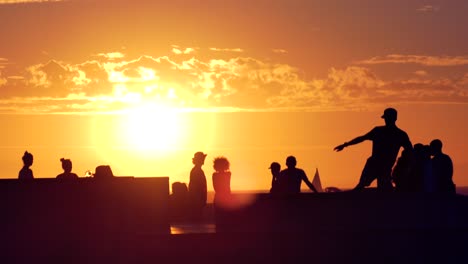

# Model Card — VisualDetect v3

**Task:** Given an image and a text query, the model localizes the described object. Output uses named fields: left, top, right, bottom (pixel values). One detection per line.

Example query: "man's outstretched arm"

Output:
left=334, top=135, right=369, bottom=152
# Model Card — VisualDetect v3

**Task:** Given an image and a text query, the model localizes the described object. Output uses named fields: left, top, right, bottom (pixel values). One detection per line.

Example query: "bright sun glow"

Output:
left=123, top=104, right=182, bottom=152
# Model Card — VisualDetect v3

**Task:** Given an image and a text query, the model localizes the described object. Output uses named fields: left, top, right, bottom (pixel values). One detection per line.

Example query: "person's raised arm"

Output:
left=334, top=134, right=369, bottom=152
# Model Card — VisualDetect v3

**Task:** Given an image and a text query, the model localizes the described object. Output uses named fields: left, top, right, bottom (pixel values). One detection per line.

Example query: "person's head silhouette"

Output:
left=172, top=182, right=188, bottom=195
left=213, top=156, right=230, bottom=172
left=430, top=139, right=443, bottom=155
left=192, top=151, right=207, bottom=166
left=22, top=151, right=33, bottom=167
left=285, top=156, right=297, bottom=169
left=269, top=162, right=281, bottom=175
left=60, top=158, right=72, bottom=173
left=381, top=108, right=397, bottom=126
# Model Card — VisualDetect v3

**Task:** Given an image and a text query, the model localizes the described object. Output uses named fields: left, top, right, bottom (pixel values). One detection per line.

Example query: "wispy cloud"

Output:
left=414, top=70, right=428, bottom=77
left=209, top=47, right=244, bottom=53
left=417, top=5, right=440, bottom=13
left=0, top=58, right=8, bottom=68
left=96, top=52, right=125, bottom=60
left=0, top=52, right=467, bottom=114
left=7, top=76, right=24, bottom=80
left=171, top=46, right=196, bottom=55
left=0, top=73, right=6, bottom=87
left=0, top=0, right=65, bottom=4
left=358, top=54, right=468, bottom=66
left=272, top=49, right=288, bottom=54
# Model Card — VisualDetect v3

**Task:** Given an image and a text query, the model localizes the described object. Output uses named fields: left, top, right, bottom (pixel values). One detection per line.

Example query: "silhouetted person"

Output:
left=189, top=152, right=207, bottom=219
left=56, top=158, right=79, bottom=180
left=277, top=156, right=317, bottom=194
left=169, top=182, right=190, bottom=221
left=430, top=139, right=455, bottom=194
left=212, top=156, right=232, bottom=206
left=94, top=165, right=114, bottom=179
left=18, top=151, right=34, bottom=180
left=409, top=143, right=427, bottom=192
left=422, top=144, right=435, bottom=193
left=334, top=108, right=412, bottom=191
left=392, top=148, right=412, bottom=192
left=269, top=162, right=281, bottom=193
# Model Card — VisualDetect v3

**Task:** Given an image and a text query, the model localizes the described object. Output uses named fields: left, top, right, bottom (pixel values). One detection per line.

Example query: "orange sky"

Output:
left=0, top=0, right=467, bottom=190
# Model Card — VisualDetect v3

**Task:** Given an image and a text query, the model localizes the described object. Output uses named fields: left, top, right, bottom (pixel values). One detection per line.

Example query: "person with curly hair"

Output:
left=212, top=156, right=231, bottom=206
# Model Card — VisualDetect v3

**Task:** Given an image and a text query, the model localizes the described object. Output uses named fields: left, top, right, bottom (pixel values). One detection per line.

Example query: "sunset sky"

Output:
left=0, top=0, right=467, bottom=191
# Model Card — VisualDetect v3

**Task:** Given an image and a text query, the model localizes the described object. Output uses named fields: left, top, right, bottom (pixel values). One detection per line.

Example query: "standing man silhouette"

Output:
left=189, top=151, right=207, bottom=220
left=334, top=108, right=412, bottom=190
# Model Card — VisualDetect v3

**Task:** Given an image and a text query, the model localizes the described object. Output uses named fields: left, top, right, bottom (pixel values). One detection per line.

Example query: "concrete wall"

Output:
left=0, top=177, right=170, bottom=244
left=215, top=190, right=468, bottom=233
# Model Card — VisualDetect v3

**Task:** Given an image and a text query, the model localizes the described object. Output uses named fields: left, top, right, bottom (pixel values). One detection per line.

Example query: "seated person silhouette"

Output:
left=93, top=165, right=114, bottom=179
left=18, top=151, right=34, bottom=180
left=169, top=182, right=190, bottom=221
left=269, top=162, right=281, bottom=193
left=277, top=156, right=317, bottom=194
left=392, top=148, right=412, bottom=192
left=430, top=139, right=455, bottom=194
left=56, top=158, right=79, bottom=180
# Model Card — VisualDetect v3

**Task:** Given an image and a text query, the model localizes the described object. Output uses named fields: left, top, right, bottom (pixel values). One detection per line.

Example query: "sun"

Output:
left=122, top=104, right=182, bottom=152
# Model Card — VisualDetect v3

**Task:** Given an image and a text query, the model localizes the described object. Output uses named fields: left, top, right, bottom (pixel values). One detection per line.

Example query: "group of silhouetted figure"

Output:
left=18, top=151, right=114, bottom=181
left=170, top=152, right=232, bottom=221
left=169, top=108, right=456, bottom=221
left=17, top=107, right=456, bottom=223
left=333, top=107, right=455, bottom=194
left=268, top=156, right=318, bottom=194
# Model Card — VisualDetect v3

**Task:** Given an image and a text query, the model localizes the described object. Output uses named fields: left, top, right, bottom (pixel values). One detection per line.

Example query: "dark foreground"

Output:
left=1, top=178, right=468, bottom=263
left=2, top=229, right=468, bottom=263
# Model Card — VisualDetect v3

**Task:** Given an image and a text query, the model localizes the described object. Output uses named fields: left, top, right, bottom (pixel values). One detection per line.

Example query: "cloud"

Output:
left=417, top=5, right=440, bottom=13
left=0, top=52, right=467, bottom=114
left=267, top=66, right=387, bottom=110
left=96, top=52, right=125, bottom=60
left=358, top=54, right=468, bottom=66
left=171, top=45, right=197, bottom=55
left=7, top=76, right=25, bottom=80
left=272, top=49, right=288, bottom=54
left=0, top=58, right=8, bottom=69
left=0, top=0, right=64, bottom=4
left=414, top=70, right=428, bottom=77
left=0, top=72, right=6, bottom=87
left=209, top=48, right=244, bottom=53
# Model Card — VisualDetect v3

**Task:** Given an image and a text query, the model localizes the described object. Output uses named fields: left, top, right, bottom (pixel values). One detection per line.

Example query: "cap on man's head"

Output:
left=269, top=162, right=280, bottom=170
left=381, top=108, right=397, bottom=120
left=193, top=151, right=207, bottom=160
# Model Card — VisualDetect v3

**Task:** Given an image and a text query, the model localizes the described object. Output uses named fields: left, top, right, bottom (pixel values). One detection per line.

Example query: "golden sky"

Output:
left=0, top=0, right=467, bottom=190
